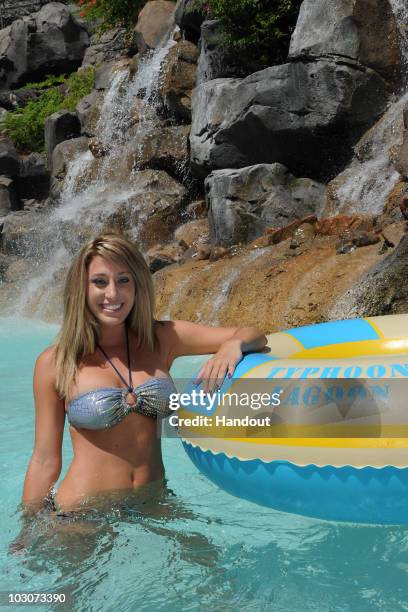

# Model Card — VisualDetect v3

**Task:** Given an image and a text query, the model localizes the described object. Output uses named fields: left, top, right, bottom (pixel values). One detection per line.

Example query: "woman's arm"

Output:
left=21, top=347, right=65, bottom=516
left=161, top=320, right=267, bottom=392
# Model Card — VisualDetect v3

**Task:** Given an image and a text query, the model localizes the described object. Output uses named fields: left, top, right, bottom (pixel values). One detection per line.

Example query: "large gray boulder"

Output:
left=206, top=163, right=325, bottom=247
left=45, top=110, right=81, bottom=168
left=50, top=136, right=89, bottom=199
left=289, top=0, right=401, bottom=80
left=190, top=58, right=388, bottom=181
left=0, top=2, right=89, bottom=90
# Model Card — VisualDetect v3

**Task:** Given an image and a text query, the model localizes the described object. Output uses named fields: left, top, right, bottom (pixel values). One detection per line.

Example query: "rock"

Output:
left=63, top=170, right=188, bottom=250
left=261, top=215, right=317, bottom=246
left=401, top=195, right=408, bottom=220
left=160, top=40, right=198, bottom=122
left=316, top=214, right=376, bottom=236
left=332, top=233, right=408, bottom=316
left=50, top=136, right=89, bottom=199
left=175, top=0, right=206, bottom=39
left=18, top=153, right=49, bottom=200
left=289, top=0, right=401, bottom=81
left=0, top=138, right=19, bottom=177
left=0, top=252, right=14, bottom=280
left=404, top=102, right=408, bottom=129
left=196, top=20, right=247, bottom=83
left=0, top=2, right=89, bottom=90
left=185, top=199, right=207, bottom=218
left=76, top=90, right=104, bottom=138
left=395, top=129, right=408, bottom=178
left=174, top=218, right=209, bottom=247
left=0, top=108, right=7, bottom=123
left=81, top=28, right=136, bottom=68
left=44, top=110, right=81, bottom=169
left=209, top=245, right=230, bottom=261
left=3, top=257, right=33, bottom=282
left=0, top=209, right=45, bottom=257
left=132, top=124, right=190, bottom=182
left=134, top=1, right=176, bottom=54
left=0, top=176, right=20, bottom=214
left=190, top=59, right=388, bottom=181
left=88, top=139, right=108, bottom=158
left=0, top=89, right=40, bottom=110
left=205, top=163, right=325, bottom=247
left=145, top=242, right=184, bottom=272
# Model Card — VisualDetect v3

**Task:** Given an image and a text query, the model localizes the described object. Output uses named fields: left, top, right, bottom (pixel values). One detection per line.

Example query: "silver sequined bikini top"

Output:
left=66, top=377, right=177, bottom=430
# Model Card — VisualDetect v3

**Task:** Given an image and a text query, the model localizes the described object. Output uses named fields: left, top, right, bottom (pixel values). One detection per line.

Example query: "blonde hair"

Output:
left=54, top=232, right=157, bottom=399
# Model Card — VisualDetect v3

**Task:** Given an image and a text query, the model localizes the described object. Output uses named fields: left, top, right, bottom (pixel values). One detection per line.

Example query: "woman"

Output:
left=21, top=232, right=267, bottom=515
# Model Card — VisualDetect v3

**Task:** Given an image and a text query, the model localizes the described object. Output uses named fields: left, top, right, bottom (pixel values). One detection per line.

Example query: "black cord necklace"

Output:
left=97, top=327, right=135, bottom=401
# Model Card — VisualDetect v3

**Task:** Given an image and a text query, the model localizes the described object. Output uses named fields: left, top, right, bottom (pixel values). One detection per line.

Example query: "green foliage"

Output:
left=75, top=0, right=146, bottom=32
left=206, top=0, right=303, bottom=69
left=1, top=68, right=95, bottom=154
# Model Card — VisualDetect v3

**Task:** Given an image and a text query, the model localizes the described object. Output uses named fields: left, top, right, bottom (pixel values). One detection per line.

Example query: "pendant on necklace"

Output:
left=126, top=391, right=137, bottom=406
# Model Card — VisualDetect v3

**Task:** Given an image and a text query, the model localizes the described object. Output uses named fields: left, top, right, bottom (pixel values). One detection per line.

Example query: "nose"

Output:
left=105, top=280, right=120, bottom=299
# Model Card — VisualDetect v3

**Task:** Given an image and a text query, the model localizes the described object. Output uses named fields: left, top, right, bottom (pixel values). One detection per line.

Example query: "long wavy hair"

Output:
left=54, top=232, right=157, bottom=399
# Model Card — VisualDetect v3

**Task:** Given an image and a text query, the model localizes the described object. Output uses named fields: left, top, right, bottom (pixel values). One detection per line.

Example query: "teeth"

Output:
left=102, top=304, right=122, bottom=311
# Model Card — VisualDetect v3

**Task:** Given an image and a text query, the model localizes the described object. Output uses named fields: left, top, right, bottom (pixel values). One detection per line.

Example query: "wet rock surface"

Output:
left=134, top=0, right=176, bottom=54
left=331, top=231, right=408, bottom=317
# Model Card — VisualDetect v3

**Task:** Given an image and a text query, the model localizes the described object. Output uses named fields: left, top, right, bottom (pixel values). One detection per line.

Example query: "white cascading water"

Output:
left=329, top=0, right=408, bottom=215
left=15, top=34, right=177, bottom=318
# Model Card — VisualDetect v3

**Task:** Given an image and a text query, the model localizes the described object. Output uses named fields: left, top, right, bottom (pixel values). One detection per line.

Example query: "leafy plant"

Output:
left=75, top=0, right=146, bottom=32
left=206, top=0, right=302, bottom=69
left=1, top=68, right=95, bottom=153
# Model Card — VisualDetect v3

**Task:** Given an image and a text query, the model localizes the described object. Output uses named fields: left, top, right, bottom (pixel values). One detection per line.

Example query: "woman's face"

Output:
left=86, top=255, right=136, bottom=326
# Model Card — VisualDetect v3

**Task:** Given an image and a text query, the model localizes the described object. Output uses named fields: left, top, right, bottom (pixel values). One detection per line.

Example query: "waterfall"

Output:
left=327, top=0, right=408, bottom=216
left=14, top=34, right=177, bottom=319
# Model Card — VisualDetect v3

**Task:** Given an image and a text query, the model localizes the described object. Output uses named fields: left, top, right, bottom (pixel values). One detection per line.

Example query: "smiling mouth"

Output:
left=100, top=303, right=124, bottom=312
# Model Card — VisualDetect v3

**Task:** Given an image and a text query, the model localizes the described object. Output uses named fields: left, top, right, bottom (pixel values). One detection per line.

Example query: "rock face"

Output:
left=0, top=0, right=52, bottom=28
left=45, top=110, right=81, bottom=169
left=175, top=0, right=206, bottom=40
left=18, top=153, right=49, bottom=200
left=0, top=176, right=19, bottom=214
left=205, top=163, right=325, bottom=247
left=160, top=40, right=198, bottom=122
left=289, top=0, right=401, bottom=80
left=76, top=90, right=104, bottom=138
left=196, top=20, right=246, bottom=83
left=0, top=2, right=89, bottom=90
left=0, top=138, right=20, bottom=177
left=133, top=124, right=190, bottom=181
left=190, top=59, right=388, bottom=181
left=49, top=136, right=89, bottom=199
left=331, top=233, right=408, bottom=316
left=81, top=28, right=136, bottom=67
left=134, top=1, right=175, bottom=53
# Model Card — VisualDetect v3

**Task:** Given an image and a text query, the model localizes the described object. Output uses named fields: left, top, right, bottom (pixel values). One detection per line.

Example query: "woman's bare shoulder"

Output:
left=35, top=345, right=57, bottom=373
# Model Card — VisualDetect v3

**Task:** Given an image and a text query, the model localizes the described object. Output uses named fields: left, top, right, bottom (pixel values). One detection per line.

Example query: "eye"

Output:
left=92, top=278, right=107, bottom=286
left=118, top=277, right=130, bottom=284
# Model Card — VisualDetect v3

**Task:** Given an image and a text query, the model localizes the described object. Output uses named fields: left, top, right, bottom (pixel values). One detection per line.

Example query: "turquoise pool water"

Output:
left=1, top=317, right=408, bottom=612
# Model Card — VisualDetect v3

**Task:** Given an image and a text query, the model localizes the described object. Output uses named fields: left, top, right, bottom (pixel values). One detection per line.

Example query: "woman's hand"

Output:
left=193, top=339, right=243, bottom=393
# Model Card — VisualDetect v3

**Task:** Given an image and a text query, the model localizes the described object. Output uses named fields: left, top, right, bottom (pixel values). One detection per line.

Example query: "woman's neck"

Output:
left=98, top=323, right=127, bottom=349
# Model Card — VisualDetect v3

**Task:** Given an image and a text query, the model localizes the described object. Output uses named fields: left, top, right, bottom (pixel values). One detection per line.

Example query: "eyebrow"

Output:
left=90, top=271, right=130, bottom=277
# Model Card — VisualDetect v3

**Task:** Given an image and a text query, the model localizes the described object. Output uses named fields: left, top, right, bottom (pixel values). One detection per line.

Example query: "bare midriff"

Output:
left=54, top=412, right=165, bottom=512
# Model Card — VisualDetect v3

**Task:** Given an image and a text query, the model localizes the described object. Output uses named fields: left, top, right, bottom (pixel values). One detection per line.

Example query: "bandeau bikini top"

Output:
left=66, top=329, right=177, bottom=430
